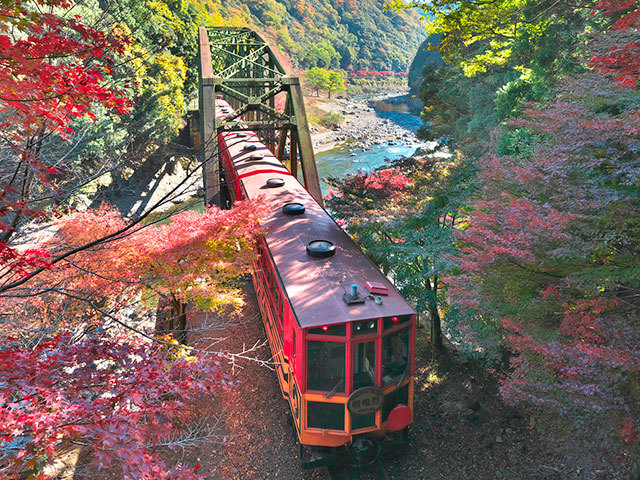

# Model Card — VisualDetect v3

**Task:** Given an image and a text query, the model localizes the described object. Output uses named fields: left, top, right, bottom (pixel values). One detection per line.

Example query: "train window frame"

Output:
left=383, top=315, right=411, bottom=331
left=352, top=340, right=377, bottom=391
left=381, top=327, right=411, bottom=387
left=292, top=328, right=296, bottom=359
left=306, top=340, right=346, bottom=394
left=352, top=319, right=379, bottom=337
left=307, top=323, right=346, bottom=337
left=306, top=400, right=345, bottom=431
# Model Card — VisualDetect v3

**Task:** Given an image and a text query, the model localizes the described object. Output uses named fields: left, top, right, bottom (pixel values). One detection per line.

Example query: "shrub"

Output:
left=319, top=111, right=344, bottom=127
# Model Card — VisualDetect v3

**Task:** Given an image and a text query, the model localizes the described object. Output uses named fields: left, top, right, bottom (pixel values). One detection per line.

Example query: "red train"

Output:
left=215, top=99, right=416, bottom=467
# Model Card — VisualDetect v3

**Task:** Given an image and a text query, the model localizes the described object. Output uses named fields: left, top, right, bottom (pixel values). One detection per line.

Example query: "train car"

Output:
left=215, top=100, right=416, bottom=467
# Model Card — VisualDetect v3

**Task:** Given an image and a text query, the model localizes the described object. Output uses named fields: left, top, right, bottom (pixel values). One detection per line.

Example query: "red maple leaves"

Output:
left=0, top=334, right=219, bottom=479
left=590, top=0, right=640, bottom=89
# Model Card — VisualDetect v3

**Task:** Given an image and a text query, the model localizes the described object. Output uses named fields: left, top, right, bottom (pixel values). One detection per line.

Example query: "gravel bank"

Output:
left=308, top=92, right=422, bottom=154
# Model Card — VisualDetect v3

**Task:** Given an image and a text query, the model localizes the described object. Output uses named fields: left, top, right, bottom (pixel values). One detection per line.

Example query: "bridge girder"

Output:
left=198, top=26, right=322, bottom=207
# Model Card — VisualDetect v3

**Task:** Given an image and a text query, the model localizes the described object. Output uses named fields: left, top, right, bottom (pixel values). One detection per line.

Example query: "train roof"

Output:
left=216, top=103, right=416, bottom=329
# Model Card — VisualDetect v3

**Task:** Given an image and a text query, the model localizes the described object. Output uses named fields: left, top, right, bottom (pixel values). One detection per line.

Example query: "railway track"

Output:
left=323, top=458, right=390, bottom=480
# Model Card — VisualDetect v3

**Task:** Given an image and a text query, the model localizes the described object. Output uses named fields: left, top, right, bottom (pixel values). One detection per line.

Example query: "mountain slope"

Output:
left=195, top=0, right=426, bottom=71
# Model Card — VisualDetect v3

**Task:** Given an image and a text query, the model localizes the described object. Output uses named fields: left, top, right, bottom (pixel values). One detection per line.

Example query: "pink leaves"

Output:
left=363, top=168, right=412, bottom=195
left=449, top=69, right=640, bottom=439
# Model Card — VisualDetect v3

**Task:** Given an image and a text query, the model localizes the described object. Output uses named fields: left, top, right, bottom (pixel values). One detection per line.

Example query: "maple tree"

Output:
left=590, top=0, right=640, bottom=89
left=0, top=200, right=264, bottom=478
left=0, top=3, right=267, bottom=477
left=53, top=202, right=263, bottom=338
left=448, top=69, right=640, bottom=462
left=0, top=334, right=221, bottom=480
left=0, top=0, right=129, bottom=277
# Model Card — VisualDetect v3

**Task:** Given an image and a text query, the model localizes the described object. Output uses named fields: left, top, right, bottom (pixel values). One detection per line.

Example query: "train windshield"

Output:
left=307, top=341, right=345, bottom=393
left=382, top=328, right=410, bottom=385
left=353, top=341, right=376, bottom=390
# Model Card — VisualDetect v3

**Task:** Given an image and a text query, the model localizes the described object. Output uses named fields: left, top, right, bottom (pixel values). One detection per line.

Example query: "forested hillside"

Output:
left=407, top=34, right=442, bottom=95
left=195, top=0, right=426, bottom=71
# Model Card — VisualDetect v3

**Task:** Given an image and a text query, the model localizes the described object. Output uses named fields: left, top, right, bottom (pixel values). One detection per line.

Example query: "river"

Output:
left=315, top=97, right=425, bottom=195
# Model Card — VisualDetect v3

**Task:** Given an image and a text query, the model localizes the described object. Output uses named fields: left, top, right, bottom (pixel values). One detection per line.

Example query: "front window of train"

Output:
left=353, top=341, right=376, bottom=389
left=306, top=341, right=345, bottom=393
left=382, top=327, right=410, bottom=386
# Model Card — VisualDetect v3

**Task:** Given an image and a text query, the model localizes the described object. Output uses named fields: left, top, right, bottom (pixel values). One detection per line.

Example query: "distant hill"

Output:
left=408, top=34, right=442, bottom=95
left=195, top=0, right=427, bottom=71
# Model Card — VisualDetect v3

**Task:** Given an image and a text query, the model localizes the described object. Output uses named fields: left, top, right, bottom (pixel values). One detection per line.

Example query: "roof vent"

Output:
left=266, top=178, right=285, bottom=188
left=221, top=108, right=230, bottom=113
left=306, top=240, right=335, bottom=258
left=249, top=153, right=265, bottom=161
left=235, top=133, right=248, bottom=138
left=283, top=203, right=305, bottom=215
left=365, top=281, right=388, bottom=296
left=243, top=144, right=258, bottom=151
left=343, top=283, right=365, bottom=305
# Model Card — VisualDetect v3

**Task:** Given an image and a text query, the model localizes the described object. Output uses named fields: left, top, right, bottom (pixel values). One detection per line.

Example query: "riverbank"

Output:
left=305, top=91, right=423, bottom=154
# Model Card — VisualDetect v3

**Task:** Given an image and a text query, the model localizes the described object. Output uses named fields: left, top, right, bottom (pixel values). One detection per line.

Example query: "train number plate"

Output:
left=347, top=387, right=383, bottom=415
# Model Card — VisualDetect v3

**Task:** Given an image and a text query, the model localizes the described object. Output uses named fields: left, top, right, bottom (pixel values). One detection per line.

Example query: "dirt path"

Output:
left=182, top=281, right=324, bottom=480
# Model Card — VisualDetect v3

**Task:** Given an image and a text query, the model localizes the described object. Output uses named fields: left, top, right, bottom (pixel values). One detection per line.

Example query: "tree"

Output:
left=0, top=334, right=220, bottom=480
left=0, top=201, right=265, bottom=477
left=0, top=0, right=208, bottom=271
left=0, top=2, right=265, bottom=477
left=0, top=0, right=130, bottom=250
left=304, top=68, right=346, bottom=98
left=326, top=71, right=346, bottom=98
left=304, top=67, right=329, bottom=97
left=326, top=152, right=475, bottom=355
left=590, top=0, right=640, bottom=89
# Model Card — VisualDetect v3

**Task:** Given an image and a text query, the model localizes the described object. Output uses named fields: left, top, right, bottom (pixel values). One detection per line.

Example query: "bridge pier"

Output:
left=198, top=26, right=221, bottom=208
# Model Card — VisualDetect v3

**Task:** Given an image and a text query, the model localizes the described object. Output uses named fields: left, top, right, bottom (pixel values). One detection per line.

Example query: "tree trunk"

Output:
left=427, top=276, right=446, bottom=356
left=428, top=300, right=446, bottom=356
left=170, top=297, right=188, bottom=344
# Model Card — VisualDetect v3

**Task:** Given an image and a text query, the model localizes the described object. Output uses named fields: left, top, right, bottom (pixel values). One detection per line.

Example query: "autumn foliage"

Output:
left=590, top=0, right=640, bottom=89
left=0, top=200, right=264, bottom=478
left=0, top=334, right=221, bottom=480
left=447, top=69, right=640, bottom=459
left=0, top=2, right=266, bottom=477
left=0, top=0, right=131, bottom=279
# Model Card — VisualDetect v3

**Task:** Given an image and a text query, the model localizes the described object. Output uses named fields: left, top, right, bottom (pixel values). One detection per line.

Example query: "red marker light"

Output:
left=392, top=316, right=399, bottom=323
left=322, top=325, right=329, bottom=331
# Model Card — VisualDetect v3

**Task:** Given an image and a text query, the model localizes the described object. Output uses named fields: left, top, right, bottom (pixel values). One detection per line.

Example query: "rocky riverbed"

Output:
left=308, top=92, right=422, bottom=154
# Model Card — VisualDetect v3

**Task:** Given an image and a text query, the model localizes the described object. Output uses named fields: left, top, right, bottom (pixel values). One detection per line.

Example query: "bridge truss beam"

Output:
left=198, top=26, right=323, bottom=207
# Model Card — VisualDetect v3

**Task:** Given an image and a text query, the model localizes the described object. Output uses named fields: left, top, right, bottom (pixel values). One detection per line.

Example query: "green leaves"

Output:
left=304, top=67, right=345, bottom=98
left=326, top=152, right=475, bottom=352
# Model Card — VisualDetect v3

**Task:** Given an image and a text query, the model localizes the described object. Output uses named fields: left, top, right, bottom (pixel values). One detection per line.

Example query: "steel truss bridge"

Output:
left=197, top=26, right=323, bottom=207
